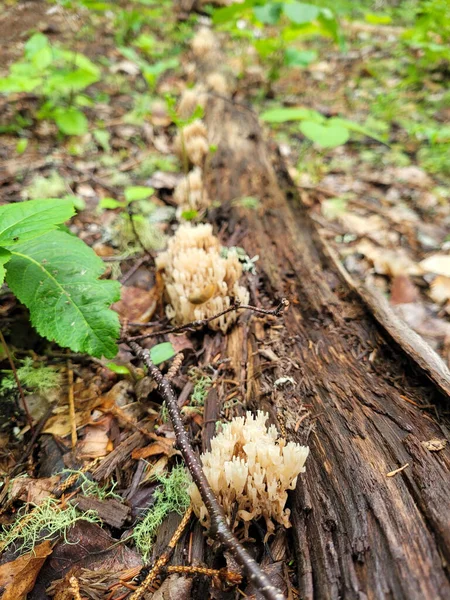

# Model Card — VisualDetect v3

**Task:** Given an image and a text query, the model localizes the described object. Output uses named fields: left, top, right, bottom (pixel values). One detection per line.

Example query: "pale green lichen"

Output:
left=0, top=497, right=100, bottom=554
left=60, top=470, right=121, bottom=501
left=133, top=465, right=190, bottom=561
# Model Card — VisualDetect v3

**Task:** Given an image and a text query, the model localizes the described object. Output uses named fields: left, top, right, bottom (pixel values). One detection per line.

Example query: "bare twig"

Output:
left=122, top=298, right=289, bottom=342
left=0, top=330, right=33, bottom=430
left=128, top=341, right=286, bottom=600
left=67, top=359, right=77, bottom=449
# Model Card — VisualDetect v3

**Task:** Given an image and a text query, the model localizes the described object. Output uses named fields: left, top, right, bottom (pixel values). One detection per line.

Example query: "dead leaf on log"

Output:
left=0, top=540, right=52, bottom=600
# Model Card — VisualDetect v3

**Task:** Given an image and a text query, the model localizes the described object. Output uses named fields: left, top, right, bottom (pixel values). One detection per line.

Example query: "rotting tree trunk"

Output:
left=201, top=96, right=450, bottom=600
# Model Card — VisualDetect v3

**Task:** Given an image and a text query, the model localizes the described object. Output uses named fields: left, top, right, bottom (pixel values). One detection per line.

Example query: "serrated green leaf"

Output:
left=53, top=107, right=88, bottom=136
left=150, top=342, right=175, bottom=365
left=0, top=248, right=12, bottom=285
left=5, top=230, right=120, bottom=358
left=300, top=121, right=350, bottom=148
left=0, top=199, right=75, bottom=247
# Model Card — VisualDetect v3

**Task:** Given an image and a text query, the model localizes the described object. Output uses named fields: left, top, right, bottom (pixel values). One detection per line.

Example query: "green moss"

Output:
left=0, top=358, right=61, bottom=395
left=189, top=369, right=213, bottom=407
left=133, top=465, right=190, bottom=561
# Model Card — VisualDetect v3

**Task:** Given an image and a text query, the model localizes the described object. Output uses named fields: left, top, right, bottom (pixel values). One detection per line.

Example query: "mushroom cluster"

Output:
left=155, top=223, right=249, bottom=333
left=189, top=411, right=309, bottom=540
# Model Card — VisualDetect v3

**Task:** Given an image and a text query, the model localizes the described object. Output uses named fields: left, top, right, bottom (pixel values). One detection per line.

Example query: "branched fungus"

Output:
left=155, top=223, right=249, bottom=333
left=189, top=411, right=309, bottom=540
left=173, top=167, right=210, bottom=213
left=174, top=120, right=209, bottom=167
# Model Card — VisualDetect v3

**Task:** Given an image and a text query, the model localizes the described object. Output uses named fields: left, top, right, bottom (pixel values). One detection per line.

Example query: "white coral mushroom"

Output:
left=189, top=411, right=309, bottom=540
left=173, top=167, right=210, bottom=214
left=155, top=223, right=249, bottom=333
left=174, top=120, right=209, bottom=167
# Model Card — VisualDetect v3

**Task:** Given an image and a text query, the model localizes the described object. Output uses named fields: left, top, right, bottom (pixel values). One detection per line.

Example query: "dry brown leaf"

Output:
left=429, top=276, right=450, bottom=304
left=390, top=275, right=419, bottom=305
left=112, top=285, right=158, bottom=323
left=420, top=254, right=450, bottom=277
left=355, top=240, right=422, bottom=277
left=0, top=540, right=52, bottom=600
left=132, top=438, right=176, bottom=460
left=421, top=439, right=447, bottom=452
left=77, top=415, right=114, bottom=459
left=10, top=476, right=59, bottom=504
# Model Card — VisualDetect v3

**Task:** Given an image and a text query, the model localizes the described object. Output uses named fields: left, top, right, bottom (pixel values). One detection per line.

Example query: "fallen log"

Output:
left=202, top=95, right=450, bottom=600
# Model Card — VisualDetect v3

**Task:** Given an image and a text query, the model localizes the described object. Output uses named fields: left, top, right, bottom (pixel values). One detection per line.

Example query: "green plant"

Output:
left=402, top=0, right=450, bottom=81
left=212, top=1, right=343, bottom=84
left=0, top=33, right=100, bottom=135
left=0, top=497, right=100, bottom=554
left=133, top=465, right=190, bottom=560
left=0, top=358, right=61, bottom=395
left=261, top=106, right=386, bottom=148
left=0, top=199, right=120, bottom=358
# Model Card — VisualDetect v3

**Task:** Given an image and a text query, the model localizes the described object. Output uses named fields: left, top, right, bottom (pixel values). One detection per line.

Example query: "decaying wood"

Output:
left=202, top=95, right=450, bottom=600
left=73, top=496, right=130, bottom=529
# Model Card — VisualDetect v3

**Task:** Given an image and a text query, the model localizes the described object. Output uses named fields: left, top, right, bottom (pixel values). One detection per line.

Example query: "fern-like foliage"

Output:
left=0, top=199, right=120, bottom=358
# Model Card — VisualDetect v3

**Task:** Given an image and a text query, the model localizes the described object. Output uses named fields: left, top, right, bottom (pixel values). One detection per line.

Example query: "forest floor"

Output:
left=0, top=1, right=449, bottom=599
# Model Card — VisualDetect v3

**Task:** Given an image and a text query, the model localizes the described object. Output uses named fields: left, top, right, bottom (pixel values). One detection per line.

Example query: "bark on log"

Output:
left=202, top=96, right=450, bottom=600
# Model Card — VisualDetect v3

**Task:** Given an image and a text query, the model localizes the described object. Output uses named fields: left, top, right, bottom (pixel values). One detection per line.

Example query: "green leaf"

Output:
left=150, top=342, right=175, bottom=366
left=53, top=107, right=88, bottom=136
left=16, top=139, right=28, bottom=155
left=328, top=117, right=387, bottom=144
left=300, top=121, right=350, bottom=148
left=253, top=3, right=282, bottom=25
left=283, top=2, right=320, bottom=25
left=5, top=230, right=120, bottom=358
left=105, top=362, right=131, bottom=375
left=0, top=248, right=12, bottom=285
left=365, top=13, right=392, bottom=25
left=124, top=186, right=154, bottom=202
left=260, top=106, right=324, bottom=123
left=284, top=48, right=317, bottom=67
left=0, top=199, right=75, bottom=247
left=24, top=33, right=49, bottom=59
left=32, top=46, right=53, bottom=70
left=93, top=129, right=111, bottom=152
left=99, top=197, right=125, bottom=210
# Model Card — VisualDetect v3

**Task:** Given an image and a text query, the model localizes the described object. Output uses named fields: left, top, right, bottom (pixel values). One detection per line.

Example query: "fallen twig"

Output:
left=128, top=341, right=286, bottom=600
left=122, top=298, right=289, bottom=342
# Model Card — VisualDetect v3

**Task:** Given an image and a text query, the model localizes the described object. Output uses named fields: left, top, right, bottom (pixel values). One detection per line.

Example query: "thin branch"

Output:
left=122, top=298, right=289, bottom=342
left=128, top=341, right=286, bottom=600
left=0, top=330, right=33, bottom=430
